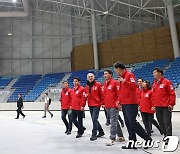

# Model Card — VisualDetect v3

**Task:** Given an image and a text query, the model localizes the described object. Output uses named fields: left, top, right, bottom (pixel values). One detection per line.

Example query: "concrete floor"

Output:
left=0, top=111, right=179, bottom=154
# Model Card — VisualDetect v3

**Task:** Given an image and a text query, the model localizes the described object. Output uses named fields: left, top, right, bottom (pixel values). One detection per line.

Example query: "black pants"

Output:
left=118, top=114, right=124, bottom=124
left=16, top=107, right=25, bottom=118
left=122, top=104, right=151, bottom=141
left=141, top=112, right=161, bottom=136
left=156, top=107, right=172, bottom=136
left=61, top=109, right=72, bottom=132
left=72, top=110, right=84, bottom=135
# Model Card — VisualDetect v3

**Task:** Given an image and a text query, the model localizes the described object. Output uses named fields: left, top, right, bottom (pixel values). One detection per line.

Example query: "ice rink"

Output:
left=0, top=111, right=179, bottom=154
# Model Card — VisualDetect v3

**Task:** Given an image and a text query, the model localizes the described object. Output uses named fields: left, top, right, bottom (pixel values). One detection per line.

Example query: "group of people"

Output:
left=59, top=61, right=176, bottom=148
left=15, top=61, right=176, bottom=149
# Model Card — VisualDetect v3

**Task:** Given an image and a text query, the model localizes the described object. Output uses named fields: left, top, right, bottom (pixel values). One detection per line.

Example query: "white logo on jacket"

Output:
left=130, top=78, right=135, bottom=82
left=93, top=86, right=97, bottom=90
left=75, top=90, right=79, bottom=94
left=145, top=93, right=149, bottom=98
left=65, top=92, right=68, bottom=96
left=159, top=84, right=164, bottom=89
left=108, top=85, right=112, bottom=90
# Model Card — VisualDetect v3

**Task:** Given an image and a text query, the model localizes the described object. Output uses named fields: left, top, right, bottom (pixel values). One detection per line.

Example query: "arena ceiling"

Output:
left=0, top=0, right=180, bottom=24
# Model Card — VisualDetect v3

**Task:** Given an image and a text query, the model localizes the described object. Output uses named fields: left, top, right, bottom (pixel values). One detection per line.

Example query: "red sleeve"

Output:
left=69, top=89, right=72, bottom=106
left=115, top=81, right=120, bottom=102
left=149, top=90, right=154, bottom=107
left=60, top=91, right=62, bottom=102
left=136, top=88, right=141, bottom=105
left=101, top=85, right=105, bottom=105
left=123, top=73, right=137, bottom=90
left=98, top=83, right=104, bottom=105
left=81, top=87, right=86, bottom=107
left=167, top=81, right=176, bottom=106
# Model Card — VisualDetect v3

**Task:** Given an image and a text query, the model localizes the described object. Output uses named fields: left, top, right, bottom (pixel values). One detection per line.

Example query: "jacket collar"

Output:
left=155, top=76, right=164, bottom=84
left=121, top=70, right=127, bottom=78
left=63, top=87, right=69, bottom=92
left=106, top=77, right=113, bottom=85
left=74, top=84, right=81, bottom=91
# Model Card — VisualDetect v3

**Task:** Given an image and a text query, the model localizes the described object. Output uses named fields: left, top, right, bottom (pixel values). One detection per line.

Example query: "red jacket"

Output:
left=71, top=85, right=86, bottom=110
left=60, top=87, right=72, bottom=110
left=140, top=89, right=155, bottom=114
left=152, top=77, right=176, bottom=107
left=118, top=70, right=138, bottom=104
left=103, top=78, right=119, bottom=108
left=84, top=81, right=103, bottom=107
left=136, top=87, right=143, bottom=105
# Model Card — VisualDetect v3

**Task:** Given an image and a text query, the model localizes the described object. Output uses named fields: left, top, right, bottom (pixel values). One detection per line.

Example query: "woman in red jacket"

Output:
left=140, top=80, right=162, bottom=136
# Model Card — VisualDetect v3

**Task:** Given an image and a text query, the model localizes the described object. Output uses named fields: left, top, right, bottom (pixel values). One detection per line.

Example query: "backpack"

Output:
left=49, top=98, right=51, bottom=105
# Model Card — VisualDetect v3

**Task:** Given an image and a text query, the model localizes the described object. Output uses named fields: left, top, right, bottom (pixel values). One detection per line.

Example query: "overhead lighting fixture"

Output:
left=103, top=11, right=108, bottom=15
left=8, top=33, right=12, bottom=36
left=12, top=0, right=17, bottom=2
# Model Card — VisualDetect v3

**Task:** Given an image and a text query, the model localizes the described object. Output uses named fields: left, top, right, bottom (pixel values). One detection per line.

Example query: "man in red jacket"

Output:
left=103, top=70, right=125, bottom=146
left=152, top=67, right=176, bottom=137
left=137, top=78, right=144, bottom=104
left=84, top=73, right=105, bottom=141
left=114, top=62, right=152, bottom=149
left=71, top=77, right=86, bottom=138
left=60, top=81, right=72, bottom=135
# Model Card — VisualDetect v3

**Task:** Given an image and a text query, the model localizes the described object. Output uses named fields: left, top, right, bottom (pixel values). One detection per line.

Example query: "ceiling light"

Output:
left=8, top=33, right=12, bottom=36
left=103, top=11, right=108, bottom=15
left=12, top=0, right=17, bottom=2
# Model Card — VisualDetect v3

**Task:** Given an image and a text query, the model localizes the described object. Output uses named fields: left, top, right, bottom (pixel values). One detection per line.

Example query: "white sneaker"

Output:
left=105, top=139, right=115, bottom=146
left=115, top=137, right=125, bottom=142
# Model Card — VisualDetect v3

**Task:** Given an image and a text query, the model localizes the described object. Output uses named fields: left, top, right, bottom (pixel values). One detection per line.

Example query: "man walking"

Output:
left=103, top=70, right=125, bottom=146
left=42, top=92, right=53, bottom=118
left=15, top=94, right=25, bottom=119
left=60, top=81, right=72, bottom=135
left=152, top=67, right=176, bottom=137
left=114, top=62, right=152, bottom=149
left=71, top=77, right=86, bottom=138
left=84, top=73, right=105, bottom=141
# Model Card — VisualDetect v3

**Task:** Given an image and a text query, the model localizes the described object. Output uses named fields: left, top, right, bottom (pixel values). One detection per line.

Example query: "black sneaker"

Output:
left=76, top=134, right=82, bottom=138
left=23, top=115, right=26, bottom=119
left=122, top=145, right=137, bottom=149
left=66, top=131, right=71, bottom=135
left=65, top=130, right=68, bottom=134
left=15, top=118, right=19, bottom=119
left=97, top=131, right=105, bottom=137
left=90, top=136, right=97, bottom=141
left=51, top=114, right=53, bottom=118
left=144, top=139, right=153, bottom=149
left=42, top=116, right=46, bottom=118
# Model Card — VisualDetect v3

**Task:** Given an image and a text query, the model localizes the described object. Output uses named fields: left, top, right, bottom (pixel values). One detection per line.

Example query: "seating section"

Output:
left=164, top=57, right=180, bottom=87
left=24, top=73, right=64, bottom=101
left=67, top=70, right=94, bottom=88
left=95, top=61, right=151, bottom=84
left=7, top=75, right=42, bottom=102
left=0, top=76, right=13, bottom=89
left=3, top=58, right=180, bottom=102
left=133, top=59, right=170, bottom=83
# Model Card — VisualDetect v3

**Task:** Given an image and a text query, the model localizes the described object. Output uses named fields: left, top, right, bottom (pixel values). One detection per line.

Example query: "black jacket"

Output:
left=17, top=97, right=23, bottom=108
